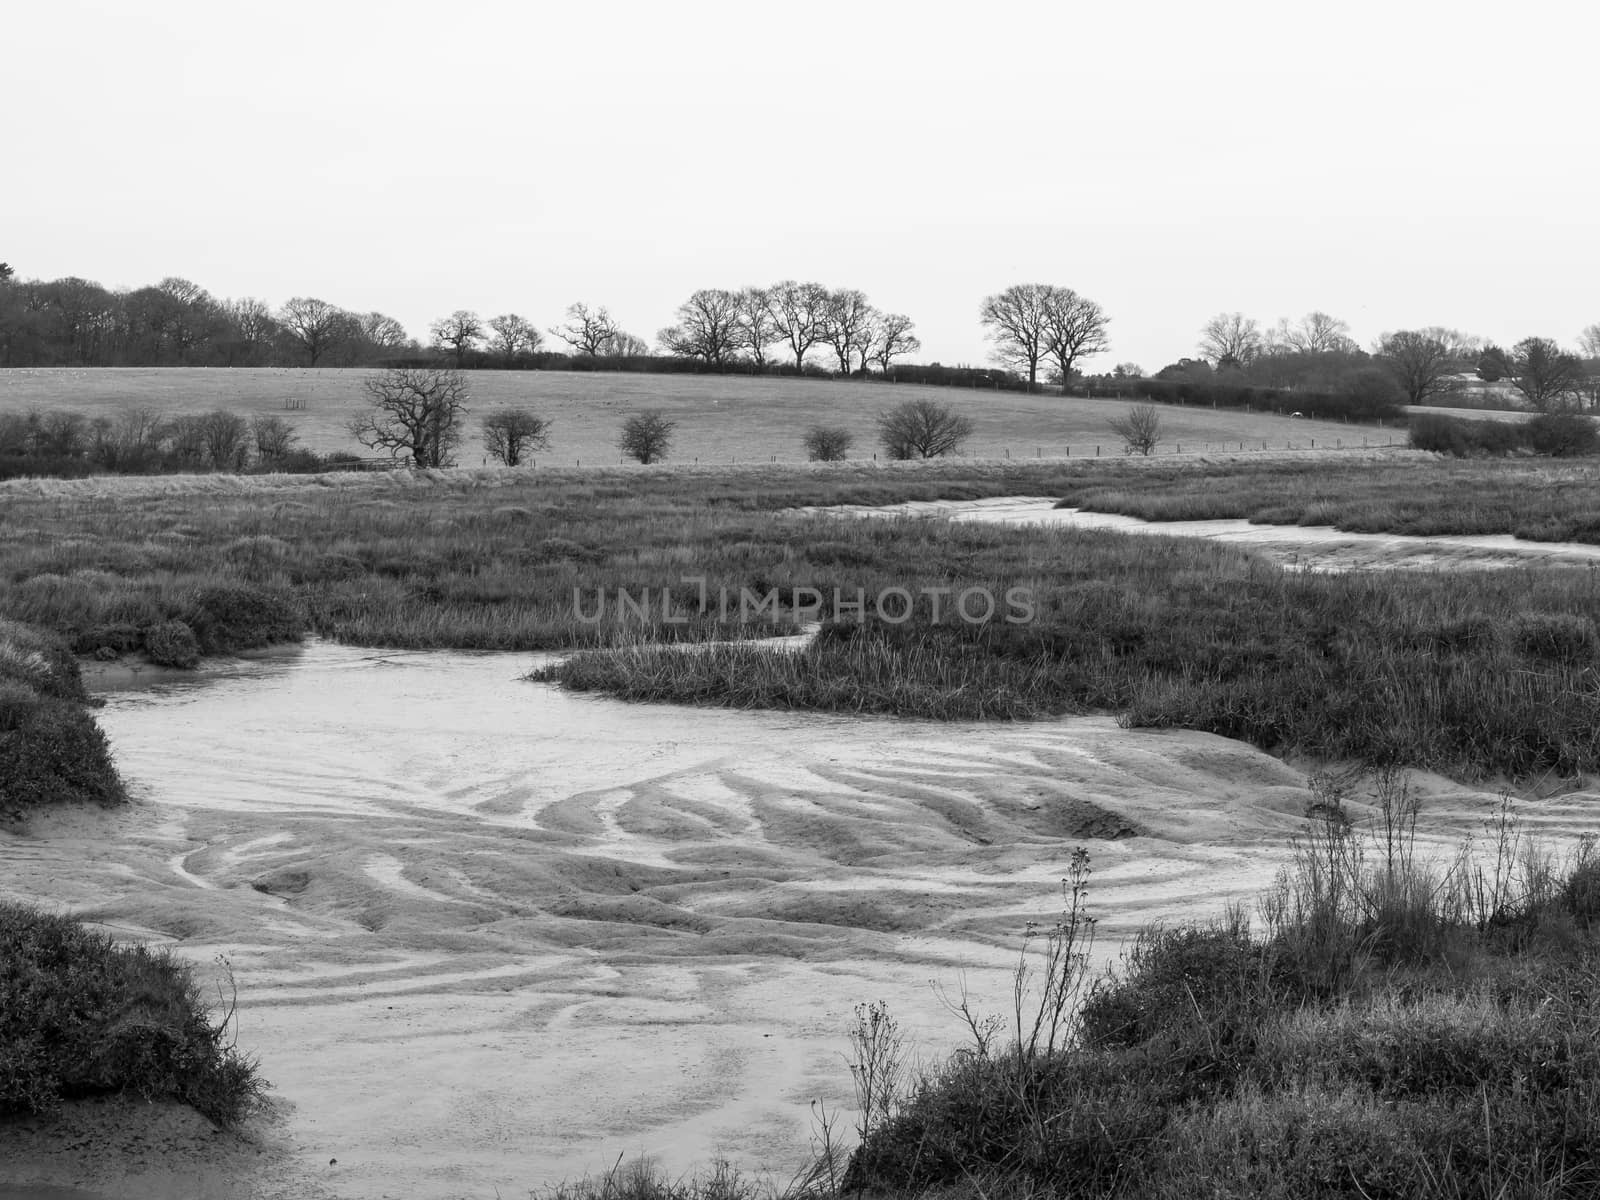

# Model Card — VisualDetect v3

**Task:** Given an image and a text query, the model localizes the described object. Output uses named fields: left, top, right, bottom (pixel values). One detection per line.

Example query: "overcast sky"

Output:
left=10, top=0, right=1597, bottom=371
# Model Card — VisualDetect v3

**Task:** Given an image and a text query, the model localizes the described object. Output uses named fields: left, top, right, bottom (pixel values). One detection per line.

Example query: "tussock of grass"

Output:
left=0, top=903, right=266, bottom=1126
left=844, top=778, right=1600, bottom=1199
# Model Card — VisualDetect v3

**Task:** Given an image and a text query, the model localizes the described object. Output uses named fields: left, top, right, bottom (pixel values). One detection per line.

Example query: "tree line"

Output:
left=1151, top=311, right=1600, bottom=414
left=2, top=261, right=1594, bottom=412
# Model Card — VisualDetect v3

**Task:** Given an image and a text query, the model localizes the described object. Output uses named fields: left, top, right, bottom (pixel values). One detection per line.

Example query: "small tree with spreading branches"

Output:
left=482, top=409, right=552, bottom=466
left=1108, top=404, right=1162, bottom=455
left=618, top=410, right=676, bottom=464
left=877, top=399, right=974, bottom=460
left=803, top=425, right=855, bottom=461
left=350, top=367, right=470, bottom=467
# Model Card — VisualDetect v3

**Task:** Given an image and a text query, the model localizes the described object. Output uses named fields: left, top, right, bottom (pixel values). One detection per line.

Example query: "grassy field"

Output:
left=0, top=367, right=1400, bottom=464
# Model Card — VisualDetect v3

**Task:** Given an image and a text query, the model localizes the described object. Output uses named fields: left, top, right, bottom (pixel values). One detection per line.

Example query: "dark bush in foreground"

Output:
left=0, top=621, right=122, bottom=816
left=846, top=790, right=1600, bottom=1199
left=0, top=696, right=125, bottom=815
left=0, top=904, right=265, bottom=1126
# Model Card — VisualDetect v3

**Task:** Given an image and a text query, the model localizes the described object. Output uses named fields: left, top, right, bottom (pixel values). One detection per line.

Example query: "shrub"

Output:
left=803, top=424, right=855, bottom=462
left=0, top=903, right=265, bottom=1125
left=1526, top=411, right=1600, bottom=457
left=0, top=696, right=124, bottom=814
left=143, top=620, right=202, bottom=669
left=1409, top=413, right=1526, bottom=456
left=181, top=584, right=303, bottom=654
left=482, top=408, right=553, bottom=466
left=876, top=399, right=974, bottom=459
left=1107, top=404, right=1162, bottom=456
left=0, top=620, right=87, bottom=702
left=618, top=411, right=676, bottom=464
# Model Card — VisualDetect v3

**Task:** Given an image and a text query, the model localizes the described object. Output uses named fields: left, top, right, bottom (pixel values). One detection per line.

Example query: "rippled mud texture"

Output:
left=5, top=645, right=1594, bottom=1199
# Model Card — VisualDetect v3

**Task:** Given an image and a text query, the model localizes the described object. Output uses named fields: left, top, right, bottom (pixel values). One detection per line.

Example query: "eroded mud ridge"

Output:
left=6, top=645, right=1594, bottom=1199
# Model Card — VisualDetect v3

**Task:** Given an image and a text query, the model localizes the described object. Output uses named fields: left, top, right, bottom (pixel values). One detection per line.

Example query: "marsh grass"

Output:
left=5, top=460, right=1600, bottom=778
left=548, top=541, right=1600, bottom=778
left=843, top=780, right=1600, bottom=1199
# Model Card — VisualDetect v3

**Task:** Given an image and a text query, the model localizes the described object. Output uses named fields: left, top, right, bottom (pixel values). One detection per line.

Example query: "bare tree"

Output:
left=350, top=367, right=470, bottom=467
left=1579, top=323, right=1600, bottom=360
left=430, top=310, right=484, bottom=367
left=820, top=289, right=878, bottom=376
left=1276, top=311, right=1356, bottom=354
left=100, top=406, right=167, bottom=468
left=1044, top=290, right=1111, bottom=395
left=658, top=289, right=742, bottom=367
left=550, top=302, right=619, bottom=356
left=733, top=287, right=780, bottom=368
left=870, top=313, right=920, bottom=375
left=486, top=313, right=541, bottom=360
left=482, top=409, right=552, bottom=465
left=803, top=425, right=854, bottom=461
left=1509, top=337, right=1586, bottom=412
left=197, top=410, right=251, bottom=470
left=250, top=414, right=298, bottom=465
left=765, top=280, right=831, bottom=372
left=1375, top=327, right=1472, bottom=405
left=877, top=399, right=975, bottom=459
left=164, top=414, right=208, bottom=467
left=600, top=329, right=648, bottom=357
left=1198, top=312, right=1263, bottom=369
left=980, top=284, right=1055, bottom=389
left=1108, top=404, right=1162, bottom=455
left=279, top=297, right=347, bottom=366
left=220, top=297, right=279, bottom=364
left=360, top=311, right=410, bottom=352
left=618, top=410, right=676, bottom=464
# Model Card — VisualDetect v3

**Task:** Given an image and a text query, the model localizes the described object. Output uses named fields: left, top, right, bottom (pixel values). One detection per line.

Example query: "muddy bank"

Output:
left=811, top=495, right=1600, bottom=571
left=5, top=643, right=1591, bottom=1198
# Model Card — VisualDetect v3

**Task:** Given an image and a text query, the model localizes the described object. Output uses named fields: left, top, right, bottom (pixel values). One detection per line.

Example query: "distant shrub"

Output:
left=618, top=411, right=676, bottom=464
left=1411, top=411, right=1599, bottom=458
left=877, top=399, right=974, bottom=459
left=1526, top=412, right=1600, bottom=457
left=0, top=903, right=265, bottom=1125
left=1409, top=413, right=1526, bottom=456
left=803, top=424, right=855, bottom=462
left=143, top=620, right=201, bottom=669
